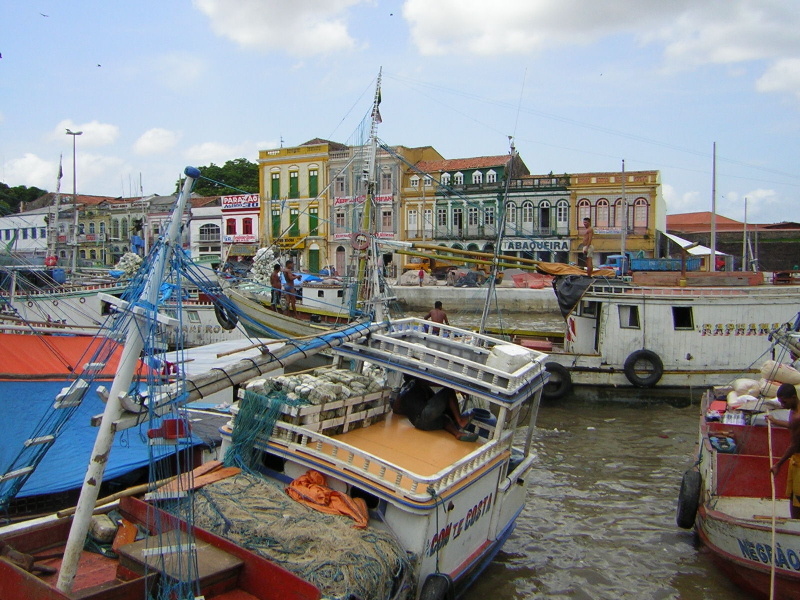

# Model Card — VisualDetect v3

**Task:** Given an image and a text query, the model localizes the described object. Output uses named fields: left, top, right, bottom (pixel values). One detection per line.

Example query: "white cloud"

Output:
left=662, top=184, right=704, bottom=215
left=757, top=58, right=800, bottom=100
left=3, top=154, right=59, bottom=191
left=51, top=120, right=120, bottom=148
left=184, top=141, right=260, bottom=165
left=134, top=128, right=181, bottom=156
left=193, top=0, right=366, bottom=56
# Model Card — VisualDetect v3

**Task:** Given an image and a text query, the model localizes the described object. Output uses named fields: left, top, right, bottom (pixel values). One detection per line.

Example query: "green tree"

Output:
left=184, top=158, right=260, bottom=196
left=0, top=182, right=48, bottom=214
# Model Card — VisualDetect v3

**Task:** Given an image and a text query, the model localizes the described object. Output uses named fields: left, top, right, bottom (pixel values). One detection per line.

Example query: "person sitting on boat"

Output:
left=423, top=301, right=449, bottom=335
left=769, top=383, right=800, bottom=518
left=283, top=260, right=298, bottom=318
left=270, top=264, right=282, bottom=312
left=391, top=377, right=478, bottom=442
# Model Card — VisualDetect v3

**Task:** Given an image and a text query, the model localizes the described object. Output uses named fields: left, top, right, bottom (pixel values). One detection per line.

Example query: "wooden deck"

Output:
left=332, top=412, right=481, bottom=477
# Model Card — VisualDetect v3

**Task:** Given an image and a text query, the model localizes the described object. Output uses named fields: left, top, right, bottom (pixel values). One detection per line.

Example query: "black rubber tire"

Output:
left=419, top=573, right=453, bottom=600
left=623, top=349, right=664, bottom=388
left=543, top=362, right=573, bottom=401
left=676, top=469, right=702, bottom=529
left=214, top=301, right=238, bottom=331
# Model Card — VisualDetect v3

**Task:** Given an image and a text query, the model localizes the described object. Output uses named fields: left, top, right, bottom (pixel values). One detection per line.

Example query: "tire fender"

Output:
left=676, top=469, right=702, bottom=529
left=623, top=349, right=664, bottom=388
left=543, top=362, right=573, bottom=401
left=214, top=301, right=239, bottom=331
left=419, top=573, right=454, bottom=600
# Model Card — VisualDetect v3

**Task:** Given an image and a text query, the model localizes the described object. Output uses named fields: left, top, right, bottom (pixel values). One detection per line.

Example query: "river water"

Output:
left=462, top=396, right=753, bottom=600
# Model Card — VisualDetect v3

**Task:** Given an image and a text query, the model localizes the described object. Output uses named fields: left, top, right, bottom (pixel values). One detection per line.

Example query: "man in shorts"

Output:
left=270, top=264, right=282, bottom=312
left=283, top=260, right=298, bottom=318
left=582, top=217, right=594, bottom=277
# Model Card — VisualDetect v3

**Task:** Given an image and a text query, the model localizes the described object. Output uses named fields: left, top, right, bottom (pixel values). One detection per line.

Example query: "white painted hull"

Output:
left=558, top=283, right=800, bottom=390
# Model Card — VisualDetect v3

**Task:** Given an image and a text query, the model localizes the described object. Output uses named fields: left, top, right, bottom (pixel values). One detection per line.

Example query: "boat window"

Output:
left=672, top=306, right=694, bottom=330
left=580, top=301, right=599, bottom=317
left=187, top=310, right=200, bottom=323
left=337, top=290, right=344, bottom=298
left=318, top=290, right=325, bottom=298
left=618, top=305, right=640, bottom=329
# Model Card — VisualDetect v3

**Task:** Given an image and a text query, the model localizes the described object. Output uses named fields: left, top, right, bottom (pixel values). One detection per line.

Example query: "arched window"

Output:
left=506, top=203, right=517, bottom=224
left=441, top=173, right=451, bottom=185
left=121, top=219, right=128, bottom=239
left=577, top=199, right=591, bottom=225
left=556, top=200, right=569, bottom=227
left=634, top=198, right=649, bottom=228
left=596, top=199, right=609, bottom=227
left=486, top=170, right=497, bottom=184
left=90, top=249, right=97, bottom=259
left=89, top=222, right=96, bottom=234
left=79, top=250, right=86, bottom=259
left=243, top=218, right=253, bottom=235
left=539, top=200, right=551, bottom=232
left=226, top=219, right=237, bottom=235
left=200, top=223, right=220, bottom=242
left=454, top=172, right=464, bottom=185
left=522, top=202, right=534, bottom=224
left=472, top=171, right=483, bottom=184
left=99, top=222, right=106, bottom=234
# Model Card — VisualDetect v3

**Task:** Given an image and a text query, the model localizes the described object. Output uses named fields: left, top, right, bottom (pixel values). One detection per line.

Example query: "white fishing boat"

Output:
left=537, top=275, right=800, bottom=399
left=677, top=318, right=800, bottom=599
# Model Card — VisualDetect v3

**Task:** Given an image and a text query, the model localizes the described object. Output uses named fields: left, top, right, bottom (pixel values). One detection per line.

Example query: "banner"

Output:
left=222, top=194, right=260, bottom=210
left=501, top=239, right=571, bottom=252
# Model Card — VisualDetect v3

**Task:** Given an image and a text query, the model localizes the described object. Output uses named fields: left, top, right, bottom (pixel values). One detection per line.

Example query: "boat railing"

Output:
left=338, top=317, right=548, bottom=400
left=588, top=283, right=800, bottom=298
left=263, top=420, right=514, bottom=502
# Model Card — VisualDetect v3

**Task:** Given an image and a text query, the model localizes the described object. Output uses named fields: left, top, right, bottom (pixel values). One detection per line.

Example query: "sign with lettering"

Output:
left=222, top=194, right=260, bottom=210
left=424, top=493, right=493, bottom=557
left=501, top=239, right=571, bottom=252
left=223, top=234, right=258, bottom=244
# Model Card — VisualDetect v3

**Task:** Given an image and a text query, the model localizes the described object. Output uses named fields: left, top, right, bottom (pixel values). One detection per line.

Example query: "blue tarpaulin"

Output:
left=0, top=381, right=201, bottom=498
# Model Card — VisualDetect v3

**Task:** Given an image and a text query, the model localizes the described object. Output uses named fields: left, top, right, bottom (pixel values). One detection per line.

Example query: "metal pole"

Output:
left=742, top=197, right=747, bottom=272
left=66, top=129, right=83, bottom=273
left=711, top=142, right=717, bottom=272
left=620, top=159, right=627, bottom=270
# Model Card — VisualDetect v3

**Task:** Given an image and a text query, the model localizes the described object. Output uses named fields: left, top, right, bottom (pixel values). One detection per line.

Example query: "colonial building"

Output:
left=220, top=193, right=259, bottom=262
left=188, top=196, right=222, bottom=266
left=570, top=170, right=663, bottom=265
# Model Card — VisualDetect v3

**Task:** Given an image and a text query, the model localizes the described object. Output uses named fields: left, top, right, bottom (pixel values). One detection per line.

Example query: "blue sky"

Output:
left=1, top=0, right=799, bottom=224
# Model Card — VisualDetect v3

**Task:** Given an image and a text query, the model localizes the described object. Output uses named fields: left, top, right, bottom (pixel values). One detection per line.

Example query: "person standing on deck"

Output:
left=270, top=264, right=282, bottom=312
left=582, top=217, right=594, bottom=277
left=423, top=301, right=449, bottom=335
left=418, top=267, right=425, bottom=287
left=770, top=383, right=800, bottom=518
left=283, top=260, right=298, bottom=318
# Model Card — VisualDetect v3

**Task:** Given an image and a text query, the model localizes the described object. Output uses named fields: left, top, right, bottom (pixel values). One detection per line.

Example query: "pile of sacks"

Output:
left=114, top=252, right=143, bottom=279
left=248, top=247, right=280, bottom=286
left=726, top=359, right=800, bottom=410
left=245, top=367, right=386, bottom=426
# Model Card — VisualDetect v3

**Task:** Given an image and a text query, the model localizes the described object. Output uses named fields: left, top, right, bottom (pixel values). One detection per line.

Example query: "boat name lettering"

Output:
left=737, top=538, right=800, bottom=570
left=500, top=240, right=570, bottom=252
left=698, top=323, right=781, bottom=336
left=425, top=493, right=493, bottom=557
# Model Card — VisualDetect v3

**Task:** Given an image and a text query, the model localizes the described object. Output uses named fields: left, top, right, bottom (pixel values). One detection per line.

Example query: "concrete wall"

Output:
left=392, top=284, right=558, bottom=313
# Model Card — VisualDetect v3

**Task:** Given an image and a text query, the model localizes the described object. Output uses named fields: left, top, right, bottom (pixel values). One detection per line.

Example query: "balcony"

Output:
left=199, top=233, right=221, bottom=243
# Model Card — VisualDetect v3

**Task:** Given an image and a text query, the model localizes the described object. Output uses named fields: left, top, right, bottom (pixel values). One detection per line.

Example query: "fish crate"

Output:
left=237, top=388, right=391, bottom=439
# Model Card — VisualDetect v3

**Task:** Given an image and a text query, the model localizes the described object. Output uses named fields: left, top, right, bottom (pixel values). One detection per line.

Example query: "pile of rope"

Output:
left=189, top=466, right=411, bottom=599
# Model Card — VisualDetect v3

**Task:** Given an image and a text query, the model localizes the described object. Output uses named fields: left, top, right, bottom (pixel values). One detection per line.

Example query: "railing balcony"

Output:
left=199, top=233, right=221, bottom=243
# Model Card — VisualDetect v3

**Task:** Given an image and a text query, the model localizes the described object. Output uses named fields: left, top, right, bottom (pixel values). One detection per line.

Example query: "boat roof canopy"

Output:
left=663, top=232, right=728, bottom=257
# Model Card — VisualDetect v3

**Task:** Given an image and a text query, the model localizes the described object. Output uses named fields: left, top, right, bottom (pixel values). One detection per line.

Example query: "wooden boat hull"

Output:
left=0, top=496, right=320, bottom=600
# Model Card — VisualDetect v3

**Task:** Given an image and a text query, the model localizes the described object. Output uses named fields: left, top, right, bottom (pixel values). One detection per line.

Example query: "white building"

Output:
left=0, top=208, right=50, bottom=262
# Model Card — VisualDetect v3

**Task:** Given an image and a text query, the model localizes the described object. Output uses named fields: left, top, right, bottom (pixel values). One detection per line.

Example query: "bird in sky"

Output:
left=40, top=13, right=49, bottom=17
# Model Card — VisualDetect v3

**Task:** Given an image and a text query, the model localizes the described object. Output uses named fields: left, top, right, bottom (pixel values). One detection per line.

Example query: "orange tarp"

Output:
left=286, top=470, right=369, bottom=529
left=0, top=333, right=124, bottom=380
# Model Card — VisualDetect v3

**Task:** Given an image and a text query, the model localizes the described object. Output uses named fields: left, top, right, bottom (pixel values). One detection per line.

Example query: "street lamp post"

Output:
left=66, top=128, right=83, bottom=273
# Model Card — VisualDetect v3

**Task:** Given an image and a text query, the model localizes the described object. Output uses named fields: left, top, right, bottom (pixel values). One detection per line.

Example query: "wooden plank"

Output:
left=112, top=518, right=138, bottom=553
left=158, top=466, right=241, bottom=493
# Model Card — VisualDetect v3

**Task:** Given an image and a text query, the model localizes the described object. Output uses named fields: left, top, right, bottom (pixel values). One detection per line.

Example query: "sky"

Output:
left=1, top=0, right=799, bottom=224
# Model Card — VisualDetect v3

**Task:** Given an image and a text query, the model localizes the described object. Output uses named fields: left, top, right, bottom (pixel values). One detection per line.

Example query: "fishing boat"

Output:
left=536, top=273, right=800, bottom=399
left=0, top=73, right=549, bottom=599
left=677, top=317, right=800, bottom=599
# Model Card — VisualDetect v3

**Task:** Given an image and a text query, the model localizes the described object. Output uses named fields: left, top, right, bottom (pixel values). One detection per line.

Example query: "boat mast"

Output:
left=479, top=138, right=516, bottom=334
left=742, top=196, right=747, bottom=272
left=711, top=142, right=717, bottom=271
left=56, top=167, right=201, bottom=594
left=620, top=159, right=627, bottom=265
left=48, top=156, right=63, bottom=262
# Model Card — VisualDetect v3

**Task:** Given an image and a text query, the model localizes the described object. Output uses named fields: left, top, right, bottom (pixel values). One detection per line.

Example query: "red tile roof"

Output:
left=413, top=155, right=511, bottom=173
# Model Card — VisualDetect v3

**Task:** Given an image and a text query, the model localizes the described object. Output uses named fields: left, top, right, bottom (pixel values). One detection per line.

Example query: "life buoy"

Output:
left=542, top=362, right=573, bottom=401
left=79, top=297, right=86, bottom=303
left=419, top=573, right=454, bottom=600
left=623, top=349, right=664, bottom=388
left=214, top=301, right=238, bottom=331
left=52, top=300, right=58, bottom=306
left=676, top=469, right=702, bottom=529
left=351, top=231, right=370, bottom=251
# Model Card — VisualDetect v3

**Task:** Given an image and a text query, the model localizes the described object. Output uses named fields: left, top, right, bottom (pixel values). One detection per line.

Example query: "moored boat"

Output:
left=678, top=318, right=800, bottom=598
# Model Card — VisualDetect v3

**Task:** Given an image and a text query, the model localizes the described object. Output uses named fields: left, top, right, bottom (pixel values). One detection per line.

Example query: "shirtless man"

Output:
left=582, top=217, right=594, bottom=277
left=270, top=264, right=282, bottom=312
left=424, top=301, right=449, bottom=335
left=283, top=260, right=298, bottom=318
left=770, top=383, right=800, bottom=518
